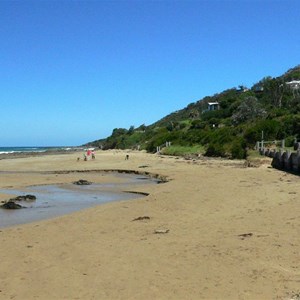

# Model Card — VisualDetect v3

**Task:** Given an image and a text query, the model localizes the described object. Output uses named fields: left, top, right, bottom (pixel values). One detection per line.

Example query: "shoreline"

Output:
left=0, top=148, right=83, bottom=160
left=0, top=150, right=299, bottom=299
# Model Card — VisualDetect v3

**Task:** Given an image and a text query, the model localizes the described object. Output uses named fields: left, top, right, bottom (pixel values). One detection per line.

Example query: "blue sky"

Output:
left=1, top=0, right=300, bottom=146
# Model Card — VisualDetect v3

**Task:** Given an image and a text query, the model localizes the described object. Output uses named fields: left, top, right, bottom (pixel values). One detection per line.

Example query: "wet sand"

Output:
left=0, top=150, right=299, bottom=299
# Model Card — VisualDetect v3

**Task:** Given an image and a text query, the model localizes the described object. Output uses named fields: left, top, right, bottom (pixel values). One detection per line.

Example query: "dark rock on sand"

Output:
left=73, top=179, right=92, bottom=185
left=12, top=195, right=37, bottom=202
left=1, top=201, right=24, bottom=209
left=0, top=194, right=35, bottom=209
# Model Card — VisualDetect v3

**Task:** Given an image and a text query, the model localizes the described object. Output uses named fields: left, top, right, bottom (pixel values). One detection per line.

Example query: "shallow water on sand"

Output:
left=0, top=174, right=157, bottom=228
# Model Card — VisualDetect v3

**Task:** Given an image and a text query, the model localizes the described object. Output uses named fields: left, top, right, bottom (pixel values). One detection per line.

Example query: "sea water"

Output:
left=0, top=146, right=75, bottom=155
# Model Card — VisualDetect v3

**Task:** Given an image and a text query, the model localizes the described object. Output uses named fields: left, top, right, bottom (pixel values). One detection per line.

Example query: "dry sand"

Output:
left=0, top=150, right=299, bottom=300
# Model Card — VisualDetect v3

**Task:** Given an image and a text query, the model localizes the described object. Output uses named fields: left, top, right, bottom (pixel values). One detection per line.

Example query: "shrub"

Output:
left=230, top=138, right=247, bottom=159
left=162, top=145, right=204, bottom=156
left=205, top=143, right=226, bottom=157
left=244, top=119, right=282, bottom=145
left=190, top=120, right=206, bottom=129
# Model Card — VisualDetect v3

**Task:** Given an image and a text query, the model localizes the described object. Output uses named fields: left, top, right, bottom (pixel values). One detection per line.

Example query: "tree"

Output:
left=189, top=109, right=199, bottom=119
left=128, top=125, right=135, bottom=134
left=254, top=77, right=290, bottom=108
left=112, top=128, right=128, bottom=136
left=232, top=96, right=266, bottom=125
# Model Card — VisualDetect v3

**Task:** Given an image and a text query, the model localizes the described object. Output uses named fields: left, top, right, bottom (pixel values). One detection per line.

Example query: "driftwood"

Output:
left=238, top=233, right=253, bottom=240
left=132, top=216, right=150, bottom=221
left=154, top=229, right=169, bottom=234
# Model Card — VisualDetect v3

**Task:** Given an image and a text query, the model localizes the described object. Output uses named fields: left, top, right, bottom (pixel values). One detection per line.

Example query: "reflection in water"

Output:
left=0, top=174, right=157, bottom=228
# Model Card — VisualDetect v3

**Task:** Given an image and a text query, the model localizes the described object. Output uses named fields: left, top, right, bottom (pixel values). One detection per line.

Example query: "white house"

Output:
left=286, top=80, right=300, bottom=90
left=207, top=102, right=219, bottom=111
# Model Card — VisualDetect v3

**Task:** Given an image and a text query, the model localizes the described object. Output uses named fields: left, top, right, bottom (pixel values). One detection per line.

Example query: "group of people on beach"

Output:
left=77, top=150, right=130, bottom=161
left=84, top=149, right=95, bottom=161
left=77, top=149, right=95, bottom=161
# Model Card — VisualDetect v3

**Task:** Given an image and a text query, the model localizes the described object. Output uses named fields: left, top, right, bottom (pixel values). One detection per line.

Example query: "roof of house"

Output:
left=286, top=80, right=300, bottom=85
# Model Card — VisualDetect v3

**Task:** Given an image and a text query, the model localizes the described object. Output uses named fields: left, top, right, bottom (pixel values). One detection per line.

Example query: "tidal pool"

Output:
left=0, top=173, right=158, bottom=228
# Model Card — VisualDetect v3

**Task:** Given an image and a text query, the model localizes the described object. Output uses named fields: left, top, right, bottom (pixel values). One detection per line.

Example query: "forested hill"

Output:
left=86, top=65, right=300, bottom=159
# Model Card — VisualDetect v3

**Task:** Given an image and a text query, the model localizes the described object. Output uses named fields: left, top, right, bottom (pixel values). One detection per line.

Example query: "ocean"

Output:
left=0, top=146, right=76, bottom=155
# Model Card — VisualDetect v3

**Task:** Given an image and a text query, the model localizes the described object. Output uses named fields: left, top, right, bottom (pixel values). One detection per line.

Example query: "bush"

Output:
left=162, top=145, right=204, bottom=156
left=285, top=136, right=295, bottom=147
left=205, top=143, right=226, bottom=157
left=244, top=119, right=282, bottom=145
left=190, top=120, right=206, bottom=129
left=230, top=138, right=247, bottom=159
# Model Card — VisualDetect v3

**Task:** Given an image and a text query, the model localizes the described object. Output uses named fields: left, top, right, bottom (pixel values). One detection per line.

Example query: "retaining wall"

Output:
left=260, top=148, right=300, bottom=173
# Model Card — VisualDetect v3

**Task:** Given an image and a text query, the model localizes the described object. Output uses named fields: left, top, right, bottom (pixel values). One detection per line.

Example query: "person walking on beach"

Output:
left=87, top=149, right=91, bottom=158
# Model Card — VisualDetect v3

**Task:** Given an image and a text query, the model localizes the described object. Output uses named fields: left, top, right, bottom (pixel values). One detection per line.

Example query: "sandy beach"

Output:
left=0, top=150, right=299, bottom=299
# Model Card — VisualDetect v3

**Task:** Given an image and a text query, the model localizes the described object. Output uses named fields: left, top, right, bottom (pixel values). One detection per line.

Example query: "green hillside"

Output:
left=87, top=65, right=300, bottom=159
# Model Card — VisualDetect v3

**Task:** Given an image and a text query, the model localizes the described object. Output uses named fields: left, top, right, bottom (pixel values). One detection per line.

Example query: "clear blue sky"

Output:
left=1, top=0, right=300, bottom=146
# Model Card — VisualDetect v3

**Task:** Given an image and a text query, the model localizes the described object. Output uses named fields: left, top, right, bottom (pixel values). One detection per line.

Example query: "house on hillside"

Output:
left=237, top=86, right=249, bottom=93
left=207, top=102, right=219, bottom=111
left=286, top=80, right=300, bottom=90
left=253, top=86, right=264, bottom=93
